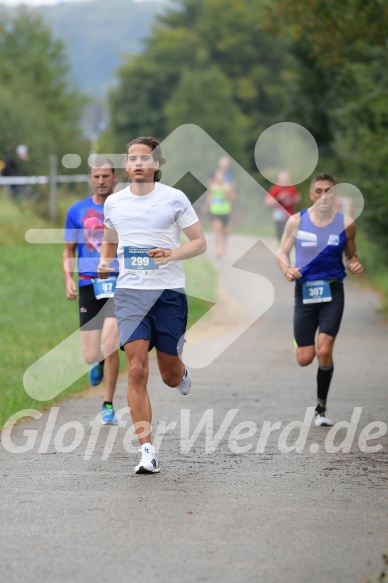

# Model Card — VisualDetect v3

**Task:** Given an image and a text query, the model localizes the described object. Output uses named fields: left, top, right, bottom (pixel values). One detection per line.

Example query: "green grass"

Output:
left=0, top=243, right=87, bottom=426
left=185, top=251, right=217, bottom=322
left=0, top=188, right=49, bottom=245
left=0, top=191, right=218, bottom=428
left=0, top=186, right=85, bottom=245
left=352, top=232, right=388, bottom=317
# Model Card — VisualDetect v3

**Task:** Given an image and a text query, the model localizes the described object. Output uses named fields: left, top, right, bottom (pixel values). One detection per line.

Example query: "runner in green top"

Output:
left=207, top=170, right=236, bottom=257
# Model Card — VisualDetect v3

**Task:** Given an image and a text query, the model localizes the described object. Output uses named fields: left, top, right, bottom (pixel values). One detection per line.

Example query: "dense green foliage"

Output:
left=261, top=0, right=388, bottom=256
left=101, top=0, right=295, bottom=167
left=0, top=7, right=89, bottom=174
left=102, top=0, right=387, bottom=258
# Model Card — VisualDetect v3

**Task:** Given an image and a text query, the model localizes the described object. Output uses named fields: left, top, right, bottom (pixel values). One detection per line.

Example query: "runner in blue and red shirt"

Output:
left=63, top=157, right=120, bottom=425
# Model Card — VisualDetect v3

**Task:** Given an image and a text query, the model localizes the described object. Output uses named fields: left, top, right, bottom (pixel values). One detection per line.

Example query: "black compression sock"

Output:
left=317, top=363, right=334, bottom=403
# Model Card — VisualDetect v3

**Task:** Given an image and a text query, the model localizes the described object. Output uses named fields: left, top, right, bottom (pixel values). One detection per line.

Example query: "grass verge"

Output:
left=356, top=233, right=388, bottom=317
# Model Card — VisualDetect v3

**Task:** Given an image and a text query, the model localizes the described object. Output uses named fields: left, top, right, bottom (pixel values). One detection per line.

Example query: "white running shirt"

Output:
left=104, top=182, right=199, bottom=289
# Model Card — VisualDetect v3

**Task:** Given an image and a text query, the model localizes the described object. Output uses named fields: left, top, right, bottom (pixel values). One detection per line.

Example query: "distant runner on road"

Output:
left=98, top=136, right=207, bottom=474
left=264, top=170, right=301, bottom=241
left=207, top=169, right=236, bottom=257
left=278, top=173, right=364, bottom=426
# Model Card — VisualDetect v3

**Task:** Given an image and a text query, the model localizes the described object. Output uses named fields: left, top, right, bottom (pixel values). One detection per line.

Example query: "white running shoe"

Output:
left=176, top=368, right=192, bottom=396
left=314, top=404, right=333, bottom=426
left=134, top=443, right=160, bottom=474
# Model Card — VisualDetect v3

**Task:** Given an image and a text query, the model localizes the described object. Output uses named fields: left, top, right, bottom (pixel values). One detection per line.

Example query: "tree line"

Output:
left=0, top=6, right=89, bottom=177
left=99, top=0, right=387, bottom=256
left=1, top=1, right=386, bottom=257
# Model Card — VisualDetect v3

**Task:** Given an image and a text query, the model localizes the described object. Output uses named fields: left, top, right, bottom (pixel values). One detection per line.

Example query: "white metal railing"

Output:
left=0, top=154, right=89, bottom=220
left=0, top=176, right=88, bottom=185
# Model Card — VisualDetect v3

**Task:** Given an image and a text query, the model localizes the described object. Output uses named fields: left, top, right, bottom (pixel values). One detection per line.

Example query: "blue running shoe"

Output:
left=101, top=404, right=118, bottom=426
left=89, top=361, right=104, bottom=386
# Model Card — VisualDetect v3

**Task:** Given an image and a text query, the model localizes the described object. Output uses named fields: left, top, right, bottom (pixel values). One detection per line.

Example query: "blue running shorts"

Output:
left=114, top=288, right=188, bottom=355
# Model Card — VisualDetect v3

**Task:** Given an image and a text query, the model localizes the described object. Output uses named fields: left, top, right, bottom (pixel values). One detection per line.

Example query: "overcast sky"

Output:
left=1, top=0, right=153, bottom=5
left=1, top=1, right=84, bottom=5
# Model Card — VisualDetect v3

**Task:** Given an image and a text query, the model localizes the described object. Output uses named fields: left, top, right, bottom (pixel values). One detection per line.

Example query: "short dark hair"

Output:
left=89, top=156, right=116, bottom=174
left=125, top=136, right=166, bottom=182
left=310, top=173, right=336, bottom=188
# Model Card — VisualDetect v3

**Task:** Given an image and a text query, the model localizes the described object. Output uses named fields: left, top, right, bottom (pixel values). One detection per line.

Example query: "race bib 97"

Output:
left=92, top=277, right=117, bottom=299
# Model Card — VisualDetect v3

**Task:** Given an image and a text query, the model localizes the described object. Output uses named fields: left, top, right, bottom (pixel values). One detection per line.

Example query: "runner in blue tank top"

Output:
left=278, top=173, right=364, bottom=426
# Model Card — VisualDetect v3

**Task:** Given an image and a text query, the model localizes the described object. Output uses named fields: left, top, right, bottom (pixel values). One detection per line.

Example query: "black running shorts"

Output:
left=209, top=213, right=231, bottom=227
left=79, top=284, right=116, bottom=331
left=294, top=280, right=345, bottom=347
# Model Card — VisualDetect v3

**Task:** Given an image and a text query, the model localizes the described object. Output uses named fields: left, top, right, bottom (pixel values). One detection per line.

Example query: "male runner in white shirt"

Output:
left=98, top=136, right=207, bottom=474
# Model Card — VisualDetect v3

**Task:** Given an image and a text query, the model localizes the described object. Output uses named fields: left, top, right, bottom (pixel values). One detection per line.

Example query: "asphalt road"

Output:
left=1, top=235, right=387, bottom=583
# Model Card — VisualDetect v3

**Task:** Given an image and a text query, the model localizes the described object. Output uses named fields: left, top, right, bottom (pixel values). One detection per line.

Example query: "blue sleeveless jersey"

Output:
left=295, top=210, right=347, bottom=282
